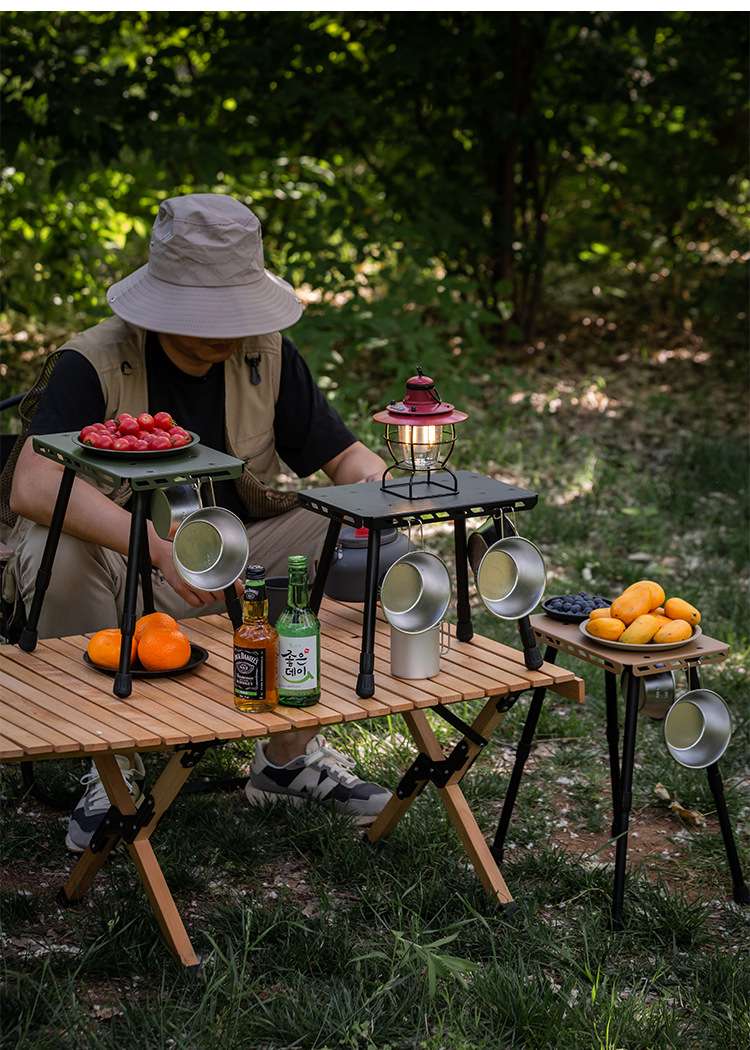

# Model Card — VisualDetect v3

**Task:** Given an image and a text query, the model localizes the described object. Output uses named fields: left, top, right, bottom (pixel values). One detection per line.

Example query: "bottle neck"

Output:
left=288, top=572, right=309, bottom=610
left=243, top=586, right=268, bottom=623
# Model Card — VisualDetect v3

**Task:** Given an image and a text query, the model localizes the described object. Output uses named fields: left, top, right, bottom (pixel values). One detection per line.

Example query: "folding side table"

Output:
left=18, top=432, right=245, bottom=699
left=299, top=470, right=539, bottom=698
left=491, top=614, right=749, bottom=927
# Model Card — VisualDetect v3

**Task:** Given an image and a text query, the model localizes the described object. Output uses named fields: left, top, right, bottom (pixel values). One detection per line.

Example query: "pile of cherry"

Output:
left=79, top=412, right=191, bottom=452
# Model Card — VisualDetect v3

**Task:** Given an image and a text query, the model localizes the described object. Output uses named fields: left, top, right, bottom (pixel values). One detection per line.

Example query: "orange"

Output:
left=134, top=611, right=178, bottom=642
left=137, top=626, right=191, bottom=672
left=87, top=628, right=138, bottom=670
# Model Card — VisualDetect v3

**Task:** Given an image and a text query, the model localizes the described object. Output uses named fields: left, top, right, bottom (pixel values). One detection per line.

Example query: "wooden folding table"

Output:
left=0, top=599, right=582, bottom=968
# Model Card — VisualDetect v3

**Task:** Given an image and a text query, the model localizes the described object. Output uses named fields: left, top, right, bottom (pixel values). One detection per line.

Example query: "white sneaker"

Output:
left=245, top=735, right=391, bottom=826
left=65, top=754, right=145, bottom=853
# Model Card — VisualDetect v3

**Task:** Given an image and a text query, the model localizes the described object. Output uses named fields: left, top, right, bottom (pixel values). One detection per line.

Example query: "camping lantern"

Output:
left=373, top=368, right=468, bottom=498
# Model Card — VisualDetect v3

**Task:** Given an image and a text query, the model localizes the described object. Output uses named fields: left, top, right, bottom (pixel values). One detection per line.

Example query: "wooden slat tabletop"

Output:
left=0, top=598, right=583, bottom=763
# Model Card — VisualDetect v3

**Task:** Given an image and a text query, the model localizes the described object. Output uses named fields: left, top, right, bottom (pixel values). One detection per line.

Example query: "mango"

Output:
left=624, top=579, right=665, bottom=609
left=587, top=616, right=626, bottom=641
left=653, top=619, right=693, bottom=644
left=620, top=614, right=663, bottom=645
left=652, top=606, right=665, bottom=616
left=589, top=606, right=612, bottom=620
left=664, top=597, right=701, bottom=625
left=651, top=614, right=672, bottom=628
left=611, top=585, right=652, bottom=625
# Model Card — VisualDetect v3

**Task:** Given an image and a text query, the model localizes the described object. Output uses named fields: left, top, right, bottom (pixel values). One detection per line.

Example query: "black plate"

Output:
left=83, top=643, right=209, bottom=678
left=73, top=430, right=200, bottom=458
left=542, top=595, right=613, bottom=624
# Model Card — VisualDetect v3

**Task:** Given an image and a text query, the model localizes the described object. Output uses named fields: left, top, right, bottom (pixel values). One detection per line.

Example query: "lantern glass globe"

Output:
left=394, top=424, right=442, bottom=469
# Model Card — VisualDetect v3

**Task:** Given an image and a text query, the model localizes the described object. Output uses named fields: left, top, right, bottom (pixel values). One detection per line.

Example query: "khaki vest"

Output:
left=66, top=316, right=297, bottom=519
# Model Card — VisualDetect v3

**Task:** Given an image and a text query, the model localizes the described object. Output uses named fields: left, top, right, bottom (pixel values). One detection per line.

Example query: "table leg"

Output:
left=454, top=515, right=473, bottom=642
left=62, top=749, right=203, bottom=968
left=686, top=665, right=749, bottom=905
left=706, top=763, right=750, bottom=905
left=223, top=586, right=243, bottom=629
left=18, top=466, right=76, bottom=653
left=356, top=526, right=381, bottom=698
left=114, top=491, right=148, bottom=699
left=611, top=669, right=640, bottom=930
left=605, top=669, right=622, bottom=837
left=310, top=518, right=342, bottom=614
left=491, top=646, right=557, bottom=864
left=138, top=506, right=155, bottom=616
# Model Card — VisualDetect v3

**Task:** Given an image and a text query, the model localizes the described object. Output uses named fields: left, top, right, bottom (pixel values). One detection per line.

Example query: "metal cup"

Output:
left=474, top=536, right=546, bottom=620
left=621, top=670, right=676, bottom=720
left=380, top=550, right=452, bottom=634
left=151, top=482, right=203, bottom=540
left=390, top=623, right=449, bottom=679
left=663, top=689, right=732, bottom=769
left=172, top=506, right=249, bottom=592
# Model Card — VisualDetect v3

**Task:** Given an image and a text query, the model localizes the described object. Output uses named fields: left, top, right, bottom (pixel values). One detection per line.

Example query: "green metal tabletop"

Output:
left=32, top=432, right=244, bottom=492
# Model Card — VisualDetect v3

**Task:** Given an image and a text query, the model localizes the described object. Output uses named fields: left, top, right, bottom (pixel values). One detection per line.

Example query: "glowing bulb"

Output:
left=396, top=424, right=441, bottom=469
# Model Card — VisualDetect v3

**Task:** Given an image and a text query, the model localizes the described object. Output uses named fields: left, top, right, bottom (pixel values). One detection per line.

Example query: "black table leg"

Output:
left=224, top=586, right=243, bottom=629
left=310, top=518, right=342, bottom=615
left=114, top=492, right=148, bottom=699
left=686, top=665, right=749, bottom=905
left=356, top=527, right=381, bottom=698
left=454, top=515, right=473, bottom=642
left=138, top=508, right=155, bottom=616
left=706, top=763, right=750, bottom=905
left=491, top=646, right=557, bottom=864
left=18, top=466, right=76, bottom=652
left=605, top=669, right=622, bottom=837
left=611, top=669, right=640, bottom=929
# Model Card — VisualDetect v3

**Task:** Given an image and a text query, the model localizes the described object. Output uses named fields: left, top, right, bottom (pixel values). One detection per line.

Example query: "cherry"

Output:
left=153, top=411, right=174, bottom=430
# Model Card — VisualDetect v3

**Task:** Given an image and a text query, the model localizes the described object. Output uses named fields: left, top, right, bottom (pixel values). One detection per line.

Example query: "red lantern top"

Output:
left=372, top=369, right=468, bottom=426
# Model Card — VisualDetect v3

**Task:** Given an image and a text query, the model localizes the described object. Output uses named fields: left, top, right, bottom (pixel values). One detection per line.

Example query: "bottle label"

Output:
left=234, top=646, right=266, bottom=699
left=278, top=636, right=318, bottom=691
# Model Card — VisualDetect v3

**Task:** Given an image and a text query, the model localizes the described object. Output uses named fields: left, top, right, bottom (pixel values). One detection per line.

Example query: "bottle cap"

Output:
left=287, top=554, right=308, bottom=570
left=245, top=564, right=266, bottom=581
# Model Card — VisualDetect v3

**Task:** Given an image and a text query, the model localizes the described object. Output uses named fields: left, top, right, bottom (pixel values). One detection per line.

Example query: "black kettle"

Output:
left=323, top=526, right=413, bottom=602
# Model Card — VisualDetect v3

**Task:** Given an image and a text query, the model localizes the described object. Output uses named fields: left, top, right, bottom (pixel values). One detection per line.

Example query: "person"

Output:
left=7, top=193, right=391, bottom=850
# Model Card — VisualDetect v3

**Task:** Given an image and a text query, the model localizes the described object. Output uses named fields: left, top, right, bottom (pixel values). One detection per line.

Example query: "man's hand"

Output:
left=149, top=533, right=228, bottom=609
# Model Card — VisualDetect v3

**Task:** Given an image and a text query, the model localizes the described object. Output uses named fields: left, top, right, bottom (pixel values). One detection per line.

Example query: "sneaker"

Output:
left=65, top=754, right=145, bottom=853
left=245, top=735, right=391, bottom=826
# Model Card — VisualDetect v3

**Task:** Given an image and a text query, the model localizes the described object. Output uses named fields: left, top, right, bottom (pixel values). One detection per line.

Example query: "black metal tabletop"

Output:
left=298, top=470, right=537, bottom=529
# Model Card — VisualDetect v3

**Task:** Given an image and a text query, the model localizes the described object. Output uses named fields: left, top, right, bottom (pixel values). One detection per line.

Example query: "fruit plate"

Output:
left=83, top=643, right=209, bottom=677
left=579, top=622, right=702, bottom=652
left=73, top=431, right=200, bottom=457
left=542, top=595, right=613, bottom=624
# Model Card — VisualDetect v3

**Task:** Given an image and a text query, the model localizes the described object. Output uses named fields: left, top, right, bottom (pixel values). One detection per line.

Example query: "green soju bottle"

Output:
left=277, top=554, right=321, bottom=707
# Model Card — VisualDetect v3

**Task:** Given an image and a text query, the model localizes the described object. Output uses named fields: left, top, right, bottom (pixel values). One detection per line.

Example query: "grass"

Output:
left=1, top=328, right=749, bottom=1048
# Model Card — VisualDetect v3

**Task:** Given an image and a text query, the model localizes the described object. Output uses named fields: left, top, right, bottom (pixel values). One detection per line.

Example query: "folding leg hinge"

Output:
left=395, top=739, right=477, bottom=799
left=89, top=793, right=156, bottom=853
left=496, top=691, right=522, bottom=713
left=179, top=741, right=219, bottom=768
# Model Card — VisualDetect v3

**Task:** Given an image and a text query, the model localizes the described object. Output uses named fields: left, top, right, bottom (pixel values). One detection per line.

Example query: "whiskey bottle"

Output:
left=233, top=564, right=279, bottom=713
left=276, top=554, right=321, bottom=707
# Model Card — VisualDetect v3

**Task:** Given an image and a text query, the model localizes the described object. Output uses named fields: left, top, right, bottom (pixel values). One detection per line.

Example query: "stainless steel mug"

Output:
left=151, top=482, right=203, bottom=541
left=663, top=689, right=732, bottom=768
left=473, top=534, right=546, bottom=670
left=172, top=506, right=249, bottom=592
left=621, top=669, right=676, bottom=720
left=380, top=551, right=452, bottom=634
left=390, top=622, right=450, bottom=679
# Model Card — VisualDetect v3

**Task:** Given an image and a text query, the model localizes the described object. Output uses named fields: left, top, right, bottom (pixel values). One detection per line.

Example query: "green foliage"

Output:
left=1, top=11, right=747, bottom=400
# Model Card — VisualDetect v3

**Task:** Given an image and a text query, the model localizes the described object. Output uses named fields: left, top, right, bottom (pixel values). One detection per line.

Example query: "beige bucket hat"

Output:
left=106, top=194, right=303, bottom=338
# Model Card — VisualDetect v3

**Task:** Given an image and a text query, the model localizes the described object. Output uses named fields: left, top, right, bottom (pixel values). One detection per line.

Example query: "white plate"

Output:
left=579, top=621, right=702, bottom=652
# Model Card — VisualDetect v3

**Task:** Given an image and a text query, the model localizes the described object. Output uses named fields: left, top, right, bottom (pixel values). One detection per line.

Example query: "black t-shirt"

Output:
left=28, top=332, right=356, bottom=522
